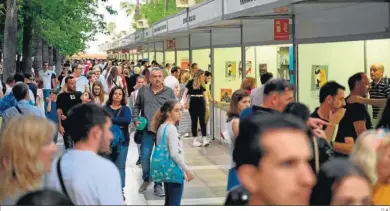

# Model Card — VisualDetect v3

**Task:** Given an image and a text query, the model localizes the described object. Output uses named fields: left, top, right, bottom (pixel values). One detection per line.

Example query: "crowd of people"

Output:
left=0, top=57, right=388, bottom=206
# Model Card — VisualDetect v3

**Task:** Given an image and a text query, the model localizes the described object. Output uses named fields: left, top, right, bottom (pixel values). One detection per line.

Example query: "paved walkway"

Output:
left=56, top=133, right=230, bottom=205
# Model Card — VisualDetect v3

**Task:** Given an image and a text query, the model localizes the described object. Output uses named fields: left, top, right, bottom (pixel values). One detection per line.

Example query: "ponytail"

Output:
left=151, top=111, right=166, bottom=133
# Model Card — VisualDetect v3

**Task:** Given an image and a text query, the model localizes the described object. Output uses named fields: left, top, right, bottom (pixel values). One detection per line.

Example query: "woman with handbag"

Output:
left=150, top=100, right=194, bottom=206
left=104, top=87, right=132, bottom=193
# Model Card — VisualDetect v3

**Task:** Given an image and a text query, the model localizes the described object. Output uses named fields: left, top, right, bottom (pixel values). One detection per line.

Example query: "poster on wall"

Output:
left=246, top=61, right=254, bottom=77
left=220, top=89, right=233, bottom=104
left=259, top=64, right=268, bottom=76
left=311, top=65, right=328, bottom=90
left=225, top=61, right=237, bottom=80
left=181, top=59, right=189, bottom=70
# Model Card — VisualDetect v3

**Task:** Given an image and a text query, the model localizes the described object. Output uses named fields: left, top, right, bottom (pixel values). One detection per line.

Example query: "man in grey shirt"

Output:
left=250, top=73, right=273, bottom=107
left=133, top=67, right=175, bottom=197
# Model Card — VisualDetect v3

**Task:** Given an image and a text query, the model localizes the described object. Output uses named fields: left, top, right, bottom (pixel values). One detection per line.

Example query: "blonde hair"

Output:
left=350, top=130, right=390, bottom=184
left=192, top=70, right=205, bottom=90
left=180, top=72, right=191, bottom=84
left=0, top=116, right=56, bottom=201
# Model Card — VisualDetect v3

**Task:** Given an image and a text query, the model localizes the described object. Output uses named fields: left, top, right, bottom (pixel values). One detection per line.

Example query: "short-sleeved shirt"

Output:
left=185, top=79, right=205, bottom=95
left=56, top=91, right=82, bottom=126
left=369, top=78, right=390, bottom=119
left=335, top=96, right=373, bottom=143
left=38, top=70, right=56, bottom=89
left=310, top=107, right=329, bottom=131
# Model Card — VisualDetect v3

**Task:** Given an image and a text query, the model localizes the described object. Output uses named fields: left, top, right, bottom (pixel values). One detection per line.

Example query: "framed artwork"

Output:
left=220, top=89, right=233, bottom=103
left=225, top=61, right=237, bottom=79
left=311, top=65, right=328, bottom=90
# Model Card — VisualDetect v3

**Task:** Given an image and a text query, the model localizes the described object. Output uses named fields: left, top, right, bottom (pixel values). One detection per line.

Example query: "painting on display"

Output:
left=245, top=61, right=254, bottom=77
left=259, top=64, right=268, bottom=76
left=311, top=65, right=328, bottom=90
left=225, top=61, right=237, bottom=79
left=220, top=89, right=233, bottom=103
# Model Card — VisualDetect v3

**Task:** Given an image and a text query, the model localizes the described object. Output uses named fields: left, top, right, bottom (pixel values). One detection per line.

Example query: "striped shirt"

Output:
left=369, top=78, right=390, bottom=119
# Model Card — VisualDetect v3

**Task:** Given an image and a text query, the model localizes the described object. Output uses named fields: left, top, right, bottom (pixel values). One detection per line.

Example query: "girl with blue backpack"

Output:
left=150, top=99, right=194, bottom=206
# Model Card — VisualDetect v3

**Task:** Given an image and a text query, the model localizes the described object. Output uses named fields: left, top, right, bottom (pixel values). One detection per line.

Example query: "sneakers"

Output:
left=202, top=137, right=210, bottom=147
left=192, top=137, right=202, bottom=147
left=154, top=185, right=165, bottom=197
left=193, top=137, right=210, bottom=147
left=138, top=181, right=150, bottom=193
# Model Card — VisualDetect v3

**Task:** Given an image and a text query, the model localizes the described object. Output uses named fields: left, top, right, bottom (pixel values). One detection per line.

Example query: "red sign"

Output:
left=274, top=7, right=289, bottom=14
left=167, top=40, right=175, bottom=49
left=274, top=19, right=289, bottom=40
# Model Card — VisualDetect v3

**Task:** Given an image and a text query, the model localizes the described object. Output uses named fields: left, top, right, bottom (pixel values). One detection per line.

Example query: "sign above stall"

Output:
left=168, top=12, right=187, bottom=32
left=274, top=19, right=289, bottom=40
left=224, top=0, right=278, bottom=15
left=167, top=40, right=175, bottom=49
left=274, top=6, right=289, bottom=14
left=188, top=0, right=222, bottom=27
left=153, top=20, right=168, bottom=36
left=144, top=28, right=153, bottom=39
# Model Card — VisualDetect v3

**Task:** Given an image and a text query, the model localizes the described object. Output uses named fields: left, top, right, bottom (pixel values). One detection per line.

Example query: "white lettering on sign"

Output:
left=224, top=0, right=278, bottom=15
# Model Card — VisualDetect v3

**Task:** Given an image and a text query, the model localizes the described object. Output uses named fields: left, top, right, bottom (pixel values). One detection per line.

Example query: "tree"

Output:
left=3, top=0, right=18, bottom=77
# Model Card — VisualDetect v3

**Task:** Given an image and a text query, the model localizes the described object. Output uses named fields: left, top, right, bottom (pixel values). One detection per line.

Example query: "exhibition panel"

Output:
left=192, top=49, right=210, bottom=71
left=297, top=41, right=365, bottom=112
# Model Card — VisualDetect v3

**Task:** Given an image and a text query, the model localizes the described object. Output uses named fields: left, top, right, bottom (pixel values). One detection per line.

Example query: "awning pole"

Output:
left=292, top=14, right=299, bottom=101
left=240, top=24, right=246, bottom=80
left=174, top=38, right=177, bottom=66
left=154, top=42, right=156, bottom=61
left=210, top=29, right=215, bottom=140
left=189, top=34, right=192, bottom=67
left=162, top=41, right=166, bottom=65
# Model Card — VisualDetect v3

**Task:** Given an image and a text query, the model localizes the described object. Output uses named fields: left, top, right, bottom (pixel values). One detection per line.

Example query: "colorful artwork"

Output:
left=225, top=61, right=237, bottom=79
left=220, top=89, right=233, bottom=103
left=311, top=65, right=328, bottom=90
left=259, top=64, right=268, bottom=76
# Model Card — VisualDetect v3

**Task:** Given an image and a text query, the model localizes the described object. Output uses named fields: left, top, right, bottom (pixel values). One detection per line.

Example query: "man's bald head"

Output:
left=370, top=64, right=385, bottom=82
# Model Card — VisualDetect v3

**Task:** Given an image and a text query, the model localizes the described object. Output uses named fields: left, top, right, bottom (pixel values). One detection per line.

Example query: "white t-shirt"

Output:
left=61, top=75, right=89, bottom=93
left=164, top=75, right=179, bottom=92
left=38, top=70, right=56, bottom=89
left=44, top=150, right=124, bottom=205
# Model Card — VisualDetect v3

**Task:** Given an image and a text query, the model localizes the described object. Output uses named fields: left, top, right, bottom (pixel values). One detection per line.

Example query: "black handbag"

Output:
left=134, top=129, right=143, bottom=144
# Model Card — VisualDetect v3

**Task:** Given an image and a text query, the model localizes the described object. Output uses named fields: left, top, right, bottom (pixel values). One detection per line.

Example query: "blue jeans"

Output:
left=109, top=145, right=129, bottom=189
left=140, top=131, right=162, bottom=188
left=43, top=89, right=51, bottom=112
left=164, top=182, right=184, bottom=206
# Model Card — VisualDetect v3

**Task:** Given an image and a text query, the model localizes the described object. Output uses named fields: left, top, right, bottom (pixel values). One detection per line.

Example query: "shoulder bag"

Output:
left=150, top=124, right=184, bottom=184
left=57, top=155, right=74, bottom=204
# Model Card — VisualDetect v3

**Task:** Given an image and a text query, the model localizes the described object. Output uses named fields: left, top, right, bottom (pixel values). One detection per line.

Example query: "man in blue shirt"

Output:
left=0, top=73, right=35, bottom=114
left=2, top=83, right=45, bottom=129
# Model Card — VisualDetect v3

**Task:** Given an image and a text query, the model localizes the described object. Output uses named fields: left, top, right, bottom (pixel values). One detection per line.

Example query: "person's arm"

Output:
left=348, top=95, right=386, bottom=108
left=47, top=99, right=52, bottom=113
left=203, top=90, right=209, bottom=105
left=325, top=108, right=346, bottom=142
left=333, top=138, right=354, bottom=154
left=232, top=118, right=240, bottom=137
left=132, top=87, right=142, bottom=123
left=111, top=106, right=132, bottom=126
left=166, top=125, right=190, bottom=172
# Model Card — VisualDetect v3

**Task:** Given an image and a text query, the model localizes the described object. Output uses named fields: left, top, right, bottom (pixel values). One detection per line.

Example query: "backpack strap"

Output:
left=15, top=105, right=23, bottom=114
left=57, top=155, right=72, bottom=202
